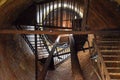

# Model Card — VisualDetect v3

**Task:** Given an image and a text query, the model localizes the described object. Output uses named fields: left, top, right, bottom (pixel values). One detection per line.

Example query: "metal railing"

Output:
left=39, top=34, right=71, bottom=80
left=53, top=42, right=70, bottom=67
left=16, top=25, right=35, bottom=53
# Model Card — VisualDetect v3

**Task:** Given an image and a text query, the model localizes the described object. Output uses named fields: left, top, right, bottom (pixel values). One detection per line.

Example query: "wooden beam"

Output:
left=0, top=30, right=92, bottom=35
left=37, top=25, right=72, bottom=29
left=39, top=41, right=58, bottom=80
left=39, top=35, right=64, bottom=80
left=82, top=0, right=90, bottom=30
left=69, top=36, right=84, bottom=80
left=0, top=30, right=119, bottom=35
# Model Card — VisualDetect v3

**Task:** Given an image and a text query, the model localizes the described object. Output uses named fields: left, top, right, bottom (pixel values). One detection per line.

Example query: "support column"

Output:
left=69, top=36, right=84, bottom=80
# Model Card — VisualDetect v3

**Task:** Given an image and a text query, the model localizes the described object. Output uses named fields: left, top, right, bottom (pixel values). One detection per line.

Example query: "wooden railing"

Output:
left=92, top=38, right=111, bottom=80
left=69, top=35, right=84, bottom=80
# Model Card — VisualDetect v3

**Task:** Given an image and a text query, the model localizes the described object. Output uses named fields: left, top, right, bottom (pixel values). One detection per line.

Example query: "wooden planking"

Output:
left=69, top=36, right=84, bottom=80
left=0, top=30, right=92, bottom=35
left=0, top=30, right=120, bottom=35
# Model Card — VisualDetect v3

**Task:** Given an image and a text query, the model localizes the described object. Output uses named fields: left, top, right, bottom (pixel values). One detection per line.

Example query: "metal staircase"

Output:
left=16, top=25, right=50, bottom=58
left=93, top=31, right=120, bottom=80
left=16, top=25, right=71, bottom=67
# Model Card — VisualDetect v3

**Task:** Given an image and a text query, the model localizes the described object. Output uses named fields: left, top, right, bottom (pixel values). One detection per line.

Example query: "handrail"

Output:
left=39, top=34, right=51, bottom=53
left=90, top=39, right=102, bottom=80
left=37, top=27, right=53, bottom=54
left=39, top=34, right=62, bottom=80
left=39, top=34, right=71, bottom=80
left=54, top=46, right=69, bottom=55
left=39, top=42, right=58, bottom=80
left=93, top=38, right=111, bottom=80
left=16, top=25, right=35, bottom=53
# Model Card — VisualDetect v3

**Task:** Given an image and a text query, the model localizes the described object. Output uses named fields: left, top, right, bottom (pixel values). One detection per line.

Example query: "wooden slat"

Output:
left=0, top=30, right=91, bottom=34
left=0, top=30, right=120, bottom=35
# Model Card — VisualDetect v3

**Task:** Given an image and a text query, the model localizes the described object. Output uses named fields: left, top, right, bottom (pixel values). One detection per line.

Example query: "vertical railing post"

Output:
left=82, top=0, right=90, bottom=31
left=35, top=25, right=38, bottom=80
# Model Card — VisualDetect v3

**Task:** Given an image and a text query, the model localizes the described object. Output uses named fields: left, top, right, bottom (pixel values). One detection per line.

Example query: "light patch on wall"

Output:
left=0, top=0, right=7, bottom=6
left=37, top=2, right=83, bottom=24
left=115, top=0, right=120, bottom=4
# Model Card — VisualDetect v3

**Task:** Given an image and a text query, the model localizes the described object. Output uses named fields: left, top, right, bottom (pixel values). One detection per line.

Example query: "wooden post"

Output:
left=82, top=0, right=90, bottom=31
left=35, top=26, right=38, bottom=80
left=69, top=36, right=84, bottom=80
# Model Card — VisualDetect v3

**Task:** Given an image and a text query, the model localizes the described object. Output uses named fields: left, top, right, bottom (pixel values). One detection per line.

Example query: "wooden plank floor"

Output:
left=78, top=50, right=98, bottom=80
left=45, top=51, right=98, bottom=80
left=46, top=58, right=73, bottom=80
left=45, top=34, right=98, bottom=80
left=78, top=34, right=98, bottom=80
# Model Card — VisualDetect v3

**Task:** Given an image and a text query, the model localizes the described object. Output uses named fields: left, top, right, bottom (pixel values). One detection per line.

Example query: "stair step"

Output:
left=37, top=47, right=46, bottom=50
left=97, top=35, right=120, bottom=38
left=99, top=46, right=120, bottom=49
left=98, top=41, right=120, bottom=43
left=109, top=73, right=120, bottom=79
left=38, top=54, right=49, bottom=59
left=32, top=45, right=45, bottom=47
left=105, top=63, right=120, bottom=67
left=98, top=44, right=120, bottom=47
left=103, top=55, right=120, bottom=57
left=96, top=36, right=120, bottom=40
left=38, top=52, right=49, bottom=54
left=100, top=48, right=120, bottom=50
left=101, top=52, right=120, bottom=55
left=96, top=33, right=120, bottom=79
left=38, top=51, right=48, bottom=53
left=98, top=43, right=120, bottom=46
left=103, top=57, right=120, bottom=61
left=107, top=67, right=120, bottom=70
left=107, top=69, right=120, bottom=73
left=38, top=50, right=48, bottom=53
left=97, top=38, right=120, bottom=41
left=37, top=47, right=46, bottom=49
left=30, top=41, right=43, bottom=43
left=110, top=73, right=120, bottom=76
left=100, top=50, right=120, bottom=53
left=104, top=61, right=120, bottom=63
